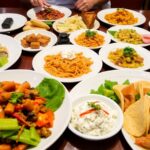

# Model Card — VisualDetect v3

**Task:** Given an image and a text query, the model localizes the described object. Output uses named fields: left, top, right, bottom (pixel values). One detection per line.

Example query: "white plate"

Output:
left=97, top=8, right=146, bottom=26
left=27, top=5, right=72, bottom=21
left=0, top=69, right=71, bottom=150
left=0, top=34, right=22, bottom=71
left=14, top=29, right=57, bottom=52
left=107, top=25, right=150, bottom=47
left=99, top=43, right=150, bottom=71
left=70, top=70, right=150, bottom=150
left=53, top=18, right=100, bottom=34
left=69, top=29, right=111, bottom=49
left=32, top=44, right=102, bottom=83
left=0, top=13, right=27, bottom=33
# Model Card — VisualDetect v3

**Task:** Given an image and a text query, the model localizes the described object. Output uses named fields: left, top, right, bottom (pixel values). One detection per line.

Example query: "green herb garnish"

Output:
left=85, top=30, right=96, bottom=37
left=45, top=7, right=52, bottom=13
left=43, top=21, right=53, bottom=26
left=135, top=93, right=140, bottom=100
left=123, top=79, right=130, bottom=85
left=123, top=47, right=135, bottom=57
left=9, top=92, right=24, bottom=104
left=88, top=102, right=101, bottom=110
left=117, top=8, right=125, bottom=11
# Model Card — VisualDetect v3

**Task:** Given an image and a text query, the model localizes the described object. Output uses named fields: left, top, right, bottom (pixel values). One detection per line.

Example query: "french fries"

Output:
left=23, top=19, right=50, bottom=31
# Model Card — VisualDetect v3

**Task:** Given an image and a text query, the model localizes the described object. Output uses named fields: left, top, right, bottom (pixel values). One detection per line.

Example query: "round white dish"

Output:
left=27, top=5, right=72, bottom=21
left=0, top=13, right=27, bottom=33
left=53, top=18, right=100, bottom=34
left=69, top=29, right=111, bottom=49
left=0, top=69, right=71, bottom=150
left=97, top=8, right=146, bottom=26
left=99, top=43, right=150, bottom=71
left=0, top=34, right=22, bottom=71
left=32, top=44, right=102, bottom=83
left=107, top=25, right=150, bottom=47
left=14, top=29, right=57, bottom=52
left=69, top=94, right=123, bottom=140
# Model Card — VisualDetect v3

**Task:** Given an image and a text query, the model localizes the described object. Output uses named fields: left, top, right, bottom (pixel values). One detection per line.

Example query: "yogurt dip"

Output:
left=70, top=99, right=118, bottom=136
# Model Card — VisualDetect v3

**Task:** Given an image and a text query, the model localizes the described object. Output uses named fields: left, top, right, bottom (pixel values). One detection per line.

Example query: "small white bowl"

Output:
left=68, top=94, right=123, bottom=140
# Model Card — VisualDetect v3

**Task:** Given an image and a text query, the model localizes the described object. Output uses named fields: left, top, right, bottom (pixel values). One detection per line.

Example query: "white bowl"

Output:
left=68, top=94, right=123, bottom=140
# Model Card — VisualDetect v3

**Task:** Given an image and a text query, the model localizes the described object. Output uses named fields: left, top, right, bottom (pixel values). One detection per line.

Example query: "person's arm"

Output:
left=75, top=0, right=109, bottom=11
left=29, top=0, right=49, bottom=7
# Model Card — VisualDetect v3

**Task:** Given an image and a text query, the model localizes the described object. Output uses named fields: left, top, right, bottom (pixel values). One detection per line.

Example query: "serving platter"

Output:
left=27, top=5, right=72, bottom=21
left=53, top=18, right=100, bottom=34
left=69, top=29, right=111, bottom=49
left=0, top=69, right=71, bottom=150
left=32, top=44, right=102, bottom=83
left=70, top=70, right=150, bottom=150
left=99, top=43, right=150, bottom=71
left=0, top=34, right=22, bottom=71
left=97, top=8, right=146, bottom=26
left=14, top=29, right=57, bottom=52
left=0, top=13, right=27, bottom=33
left=107, top=25, right=150, bottom=47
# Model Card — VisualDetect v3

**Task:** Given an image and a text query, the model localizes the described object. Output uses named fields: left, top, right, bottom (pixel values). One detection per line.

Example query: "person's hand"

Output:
left=30, top=0, right=50, bottom=7
left=75, top=0, right=98, bottom=11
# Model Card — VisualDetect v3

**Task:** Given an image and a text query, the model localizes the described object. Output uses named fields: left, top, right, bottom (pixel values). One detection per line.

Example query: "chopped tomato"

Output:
left=36, top=110, right=54, bottom=128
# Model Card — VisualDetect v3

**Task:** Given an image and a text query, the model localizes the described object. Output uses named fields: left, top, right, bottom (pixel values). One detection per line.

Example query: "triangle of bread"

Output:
left=81, top=11, right=96, bottom=29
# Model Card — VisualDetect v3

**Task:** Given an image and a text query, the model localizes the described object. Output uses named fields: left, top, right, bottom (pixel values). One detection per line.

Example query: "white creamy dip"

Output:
left=61, top=50, right=75, bottom=60
left=70, top=100, right=117, bottom=136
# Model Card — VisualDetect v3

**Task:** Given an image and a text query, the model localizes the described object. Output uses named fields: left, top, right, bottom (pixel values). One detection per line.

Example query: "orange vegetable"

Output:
left=0, top=144, right=11, bottom=150
left=4, top=103, right=15, bottom=115
left=36, top=110, right=54, bottom=128
left=0, top=105, right=5, bottom=118
left=1, top=81, right=16, bottom=91
left=80, top=108, right=96, bottom=117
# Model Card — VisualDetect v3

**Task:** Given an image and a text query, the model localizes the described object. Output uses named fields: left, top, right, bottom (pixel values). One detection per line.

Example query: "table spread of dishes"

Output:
left=0, top=5, right=150, bottom=150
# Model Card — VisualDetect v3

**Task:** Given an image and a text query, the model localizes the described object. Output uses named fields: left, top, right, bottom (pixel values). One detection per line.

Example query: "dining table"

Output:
left=0, top=6, right=150, bottom=150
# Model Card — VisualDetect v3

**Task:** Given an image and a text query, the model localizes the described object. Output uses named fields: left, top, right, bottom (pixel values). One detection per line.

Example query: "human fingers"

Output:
left=30, top=0, right=44, bottom=7
left=78, top=5, right=89, bottom=12
left=30, top=0, right=38, bottom=6
left=75, top=0, right=91, bottom=11
left=75, top=0, right=86, bottom=9
left=43, top=0, right=50, bottom=7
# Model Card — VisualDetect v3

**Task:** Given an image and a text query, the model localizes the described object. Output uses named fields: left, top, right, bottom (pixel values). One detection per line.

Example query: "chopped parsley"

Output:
left=123, top=47, right=135, bottom=57
left=9, top=92, right=24, bottom=104
left=85, top=30, right=96, bottom=37
left=88, top=102, right=101, bottom=110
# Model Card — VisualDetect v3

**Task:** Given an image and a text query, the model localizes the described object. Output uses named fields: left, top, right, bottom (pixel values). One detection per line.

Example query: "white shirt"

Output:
left=47, top=0, right=111, bottom=9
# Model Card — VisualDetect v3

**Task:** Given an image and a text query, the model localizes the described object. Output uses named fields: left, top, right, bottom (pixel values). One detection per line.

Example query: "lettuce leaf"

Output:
left=36, top=78, right=65, bottom=111
left=108, top=30, right=117, bottom=36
